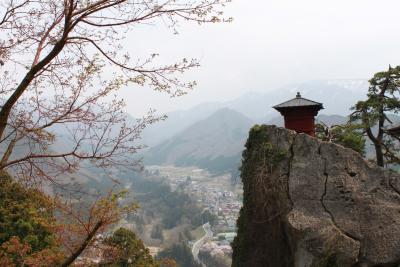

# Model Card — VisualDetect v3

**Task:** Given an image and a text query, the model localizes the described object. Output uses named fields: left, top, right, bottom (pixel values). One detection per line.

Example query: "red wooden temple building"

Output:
left=273, top=92, right=323, bottom=136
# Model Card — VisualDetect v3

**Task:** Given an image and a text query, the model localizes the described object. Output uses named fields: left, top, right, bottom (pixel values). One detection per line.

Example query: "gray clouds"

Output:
left=119, top=0, right=400, bottom=116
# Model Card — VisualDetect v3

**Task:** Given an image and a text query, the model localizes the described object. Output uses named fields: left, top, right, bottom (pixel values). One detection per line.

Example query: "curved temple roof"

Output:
left=273, top=92, right=324, bottom=111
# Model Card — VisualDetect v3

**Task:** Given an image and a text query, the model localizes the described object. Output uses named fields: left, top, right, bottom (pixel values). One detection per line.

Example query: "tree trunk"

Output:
left=375, top=143, right=384, bottom=167
left=60, top=221, right=103, bottom=267
left=0, top=24, right=70, bottom=141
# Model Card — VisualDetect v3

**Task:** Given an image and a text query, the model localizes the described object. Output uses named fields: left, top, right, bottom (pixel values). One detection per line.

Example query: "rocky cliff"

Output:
left=232, top=125, right=400, bottom=267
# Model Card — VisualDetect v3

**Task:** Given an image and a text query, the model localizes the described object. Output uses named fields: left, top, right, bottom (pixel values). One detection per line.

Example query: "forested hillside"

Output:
left=144, top=108, right=253, bottom=174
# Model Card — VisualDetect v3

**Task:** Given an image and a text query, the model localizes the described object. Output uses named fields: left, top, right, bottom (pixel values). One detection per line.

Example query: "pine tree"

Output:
left=350, top=65, right=400, bottom=166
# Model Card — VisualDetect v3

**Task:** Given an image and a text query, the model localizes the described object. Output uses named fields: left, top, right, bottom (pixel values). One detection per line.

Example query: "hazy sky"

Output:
left=119, top=0, right=400, bottom=116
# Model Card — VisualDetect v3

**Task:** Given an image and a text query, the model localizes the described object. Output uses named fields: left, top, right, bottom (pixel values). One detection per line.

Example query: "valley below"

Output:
left=124, top=165, right=242, bottom=267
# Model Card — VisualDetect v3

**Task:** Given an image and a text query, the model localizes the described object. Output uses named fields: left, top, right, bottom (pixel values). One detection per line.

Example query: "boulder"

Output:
left=232, top=125, right=400, bottom=267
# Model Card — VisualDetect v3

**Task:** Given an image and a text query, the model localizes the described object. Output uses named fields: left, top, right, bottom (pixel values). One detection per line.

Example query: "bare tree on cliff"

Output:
left=0, top=0, right=230, bottom=264
left=350, top=65, right=400, bottom=167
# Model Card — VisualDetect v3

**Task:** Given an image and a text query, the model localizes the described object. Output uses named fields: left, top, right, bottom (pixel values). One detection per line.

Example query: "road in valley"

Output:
left=192, top=222, right=213, bottom=266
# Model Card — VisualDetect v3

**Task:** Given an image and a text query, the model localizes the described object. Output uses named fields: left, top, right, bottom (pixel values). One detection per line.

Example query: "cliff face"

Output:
left=232, top=125, right=400, bottom=267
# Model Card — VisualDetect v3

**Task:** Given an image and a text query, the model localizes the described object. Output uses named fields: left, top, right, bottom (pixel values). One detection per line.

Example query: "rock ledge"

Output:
left=232, top=125, right=400, bottom=267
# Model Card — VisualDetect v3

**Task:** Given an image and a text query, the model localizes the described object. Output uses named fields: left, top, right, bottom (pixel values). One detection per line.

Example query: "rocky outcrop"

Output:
left=232, top=125, right=400, bottom=267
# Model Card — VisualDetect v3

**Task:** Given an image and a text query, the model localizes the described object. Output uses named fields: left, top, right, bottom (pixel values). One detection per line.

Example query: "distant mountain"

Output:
left=226, top=80, right=368, bottom=120
left=316, top=114, right=348, bottom=126
left=144, top=108, right=254, bottom=174
left=141, top=80, right=369, bottom=146
left=142, top=102, right=222, bottom=146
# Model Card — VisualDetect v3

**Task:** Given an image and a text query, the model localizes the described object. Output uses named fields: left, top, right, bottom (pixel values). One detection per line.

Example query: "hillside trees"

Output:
left=316, top=123, right=365, bottom=155
left=0, top=171, right=63, bottom=266
left=0, top=0, right=231, bottom=264
left=151, top=224, right=164, bottom=241
left=350, top=66, right=400, bottom=167
left=128, top=176, right=206, bottom=230
left=0, top=170, right=138, bottom=266
left=157, top=242, right=201, bottom=267
left=100, top=227, right=159, bottom=267
left=0, top=172, right=57, bottom=253
left=198, top=250, right=230, bottom=267
left=57, top=189, right=138, bottom=266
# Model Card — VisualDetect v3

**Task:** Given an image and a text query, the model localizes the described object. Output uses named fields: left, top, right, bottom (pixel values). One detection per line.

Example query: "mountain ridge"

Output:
left=144, top=108, right=254, bottom=174
left=141, top=79, right=369, bottom=146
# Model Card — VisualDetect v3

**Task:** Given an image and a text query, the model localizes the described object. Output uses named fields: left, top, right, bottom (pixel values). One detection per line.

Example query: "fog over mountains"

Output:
left=142, top=80, right=368, bottom=147
left=141, top=80, right=370, bottom=173
left=144, top=108, right=253, bottom=174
